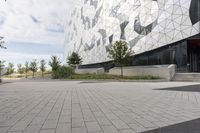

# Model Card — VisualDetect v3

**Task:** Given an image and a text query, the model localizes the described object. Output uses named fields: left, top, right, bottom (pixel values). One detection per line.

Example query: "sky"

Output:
left=0, top=0, right=76, bottom=67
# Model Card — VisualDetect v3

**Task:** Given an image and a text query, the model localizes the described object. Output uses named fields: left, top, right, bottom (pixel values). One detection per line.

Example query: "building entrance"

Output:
left=187, top=39, right=200, bottom=72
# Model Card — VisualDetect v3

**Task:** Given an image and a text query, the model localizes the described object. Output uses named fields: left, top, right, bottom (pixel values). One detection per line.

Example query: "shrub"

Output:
left=52, top=66, right=74, bottom=79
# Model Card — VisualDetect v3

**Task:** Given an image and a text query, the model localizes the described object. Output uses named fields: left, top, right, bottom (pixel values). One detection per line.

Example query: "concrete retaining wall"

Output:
left=109, top=65, right=176, bottom=81
left=75, top=68, right=105, bottom=74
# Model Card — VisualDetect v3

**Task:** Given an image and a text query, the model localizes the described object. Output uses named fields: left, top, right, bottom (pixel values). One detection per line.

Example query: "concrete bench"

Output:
left=75, top=68, right=105, bottom=74
left=108, top=64, right=176, bottom=81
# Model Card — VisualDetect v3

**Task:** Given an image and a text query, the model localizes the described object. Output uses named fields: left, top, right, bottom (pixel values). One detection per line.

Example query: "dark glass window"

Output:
left=189, top=0, right=200, bottom=25
left=173, top=41, right=188, bottom=72
left=148, top=54, right=159, bottom=65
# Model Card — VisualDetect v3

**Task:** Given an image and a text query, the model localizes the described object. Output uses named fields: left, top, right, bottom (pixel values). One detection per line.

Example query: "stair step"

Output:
left=173, top=73, right=200, bottom=82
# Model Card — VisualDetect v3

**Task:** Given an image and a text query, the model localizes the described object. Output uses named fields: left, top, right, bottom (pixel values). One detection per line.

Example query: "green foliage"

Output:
left=108, top=40, right=133, bottom=66
left=21, top=67, right=26, bottom=74
left=29, top=60, right=38, bottom=78
left=0, top=37, right=6, bottom=49
left=108, top=40, right=133, bottom=77
left=40, top=60, right=46, bottom=77
left=25, top=61, right=29, bottom=78
left=52, top=66, right=74, bottom=79
left=49, top=56, right=61, bottom=71
left=67, top=52, right=82, bottom=67
left=7, top=62, right=14, bottom=75
left=17, top=64, right=23, bottom=74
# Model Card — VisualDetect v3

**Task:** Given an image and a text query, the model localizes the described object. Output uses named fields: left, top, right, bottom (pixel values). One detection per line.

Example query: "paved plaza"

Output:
left=0, top=80, right=200, bottom=133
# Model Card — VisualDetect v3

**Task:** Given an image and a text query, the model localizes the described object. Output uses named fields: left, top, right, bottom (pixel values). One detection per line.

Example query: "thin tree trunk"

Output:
left=33, top=72, right=34, bottom=78
left=26, top=72, right=27, bottom=78
left=120, top=65, right=123, bottom=78
left=42, top=71, right=44, bottom=78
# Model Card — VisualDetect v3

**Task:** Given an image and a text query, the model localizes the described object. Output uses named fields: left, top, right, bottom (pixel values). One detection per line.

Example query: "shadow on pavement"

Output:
left=154, top=85, right=200, bottom=92
left=142, top=118, right=200, bottom=133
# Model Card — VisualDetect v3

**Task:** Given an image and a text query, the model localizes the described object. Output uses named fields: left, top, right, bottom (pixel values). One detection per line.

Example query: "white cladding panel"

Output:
left=65, top=0, right=200, bottom=65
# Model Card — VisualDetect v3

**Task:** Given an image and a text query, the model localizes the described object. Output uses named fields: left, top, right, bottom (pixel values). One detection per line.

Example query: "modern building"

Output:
left=65, top=0, right=200, bottom=72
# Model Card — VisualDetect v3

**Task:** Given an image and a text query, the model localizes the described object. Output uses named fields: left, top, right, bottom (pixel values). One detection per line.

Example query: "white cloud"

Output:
left=0, top=0, right=72, bottom=45
left=0, top=51, right=63, bottom=66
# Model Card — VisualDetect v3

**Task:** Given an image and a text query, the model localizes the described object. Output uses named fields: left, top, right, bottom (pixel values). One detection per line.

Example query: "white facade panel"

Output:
left=65, top=0, right=200, bottom=65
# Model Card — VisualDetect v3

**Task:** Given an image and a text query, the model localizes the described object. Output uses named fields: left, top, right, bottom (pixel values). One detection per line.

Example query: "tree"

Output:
left=7, top=62, right=14, bottom=75
left=49, top=56, right=61, bottom=71
left=17, top=64, right=23, bottom=74
left=67, top=52, right=82, bottom=68
left=40, top=60, right=46, bottom=78
left=29, top=60, right=38, bottom=78
left=0, top=60, right=5, bottom=81
left=25, top=61, right=29, bottom=78
left=108, top=40, right=133, bottom=78
left=0, top=37, right=6, bottom=49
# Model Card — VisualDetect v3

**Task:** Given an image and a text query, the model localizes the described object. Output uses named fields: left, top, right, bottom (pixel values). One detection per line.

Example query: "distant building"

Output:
left=65, top=0, right=200, bottom=72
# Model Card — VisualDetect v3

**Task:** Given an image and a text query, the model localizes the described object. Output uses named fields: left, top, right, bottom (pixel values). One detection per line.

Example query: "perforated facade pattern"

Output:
left=65, top=0, right=200, bottom=65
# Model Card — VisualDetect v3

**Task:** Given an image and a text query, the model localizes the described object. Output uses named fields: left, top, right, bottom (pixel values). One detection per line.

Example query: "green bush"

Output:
left=52, top=66, right=74, bottom=79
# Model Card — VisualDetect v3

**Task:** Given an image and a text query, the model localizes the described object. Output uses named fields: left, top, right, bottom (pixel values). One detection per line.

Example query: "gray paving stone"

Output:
left=85, top=122, right=102, bottom=132
left=0, top=81, right=200, bottom=133
left=30, top=117, right=46, bottom=125
left=93, top=111, right=105, bottom=117
left=47, top=113, right=60, bottom=120
left=72, top=112, right=83, bottom=118
left=96, top=117, right=112, bottom=126
left=0, top=126, right=9, bottom=133
left=58, top=115, right=71, bottom=123
left=102, top=125, right=120, bottom=133
left=9, top=121, right=30, bottom=132
left=106, top=113, right=120, bottom=120
left=56, top=123, right=71, bottom=133
left=72, top=118, right=85, bottom=128
left=135, top=118, right=157, bottom=128
left=42, top=120, right=57, bottom=129
left=118, top=115, right=136, bottom=124
left=7, top=131, right=23, bottom=133
left=24, top=125, right=41, bottom=133
left=72, top=126, right=87, bottom=133
left=39, top=129, right=55, bottom=133
left=129, top=123, right=146, bottom=133
left=120, top=129, right=136, bottom=133
left=111, top=119, right=130, bottom=130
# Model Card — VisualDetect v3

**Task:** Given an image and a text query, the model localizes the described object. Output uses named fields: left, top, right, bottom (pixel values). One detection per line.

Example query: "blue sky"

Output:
left=0, top=0, right=76, bottom=67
